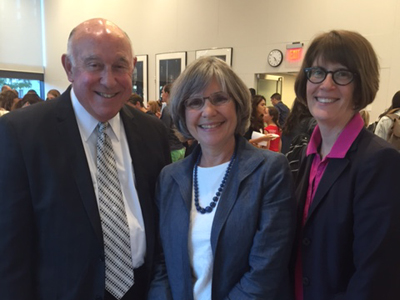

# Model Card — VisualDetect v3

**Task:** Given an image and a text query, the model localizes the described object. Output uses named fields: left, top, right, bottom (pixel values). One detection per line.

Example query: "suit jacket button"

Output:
left=99, top=256, right=105, bottom=262
left=303, top=277, right=310, bottom=286
left=302, top=238, right=311, bottom=246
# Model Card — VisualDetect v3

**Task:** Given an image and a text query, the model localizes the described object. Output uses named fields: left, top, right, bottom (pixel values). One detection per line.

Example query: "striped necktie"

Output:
left=96, top=122, right=134, bottom=299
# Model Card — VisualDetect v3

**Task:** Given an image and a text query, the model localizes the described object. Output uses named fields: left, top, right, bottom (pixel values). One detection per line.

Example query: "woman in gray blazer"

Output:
left=148, top=56, right=296, bottom=300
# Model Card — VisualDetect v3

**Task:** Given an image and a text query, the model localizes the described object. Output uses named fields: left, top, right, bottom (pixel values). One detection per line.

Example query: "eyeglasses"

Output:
left=304, top=67, right=357, bottom=86
left=184, top=91, right=231, bottom=110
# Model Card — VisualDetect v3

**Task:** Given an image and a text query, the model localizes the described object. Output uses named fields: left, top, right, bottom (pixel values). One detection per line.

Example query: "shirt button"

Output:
left=302, top=238, right=311, bottom=246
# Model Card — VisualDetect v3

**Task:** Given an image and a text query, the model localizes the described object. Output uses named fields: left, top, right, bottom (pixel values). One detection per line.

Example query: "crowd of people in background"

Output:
left=0, top=86, right=62, bottom=116
left=0, top=18, right=399, bottom=300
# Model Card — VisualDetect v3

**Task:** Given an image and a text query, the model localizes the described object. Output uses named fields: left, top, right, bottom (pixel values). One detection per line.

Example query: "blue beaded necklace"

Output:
left=193, top=150, right=236, bottom=214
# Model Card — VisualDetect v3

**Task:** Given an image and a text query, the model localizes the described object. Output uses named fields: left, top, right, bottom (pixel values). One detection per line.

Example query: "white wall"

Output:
left=0, top=0, right=43, bottom=73
left=3, top=0, right=400, bottom=123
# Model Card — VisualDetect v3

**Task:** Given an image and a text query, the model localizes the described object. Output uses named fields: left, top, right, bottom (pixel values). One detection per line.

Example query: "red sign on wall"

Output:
left=286, top=48, right=302, bottom=62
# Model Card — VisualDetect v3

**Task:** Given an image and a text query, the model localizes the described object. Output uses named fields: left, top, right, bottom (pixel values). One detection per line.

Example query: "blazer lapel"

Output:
left=170, top=146, right=200, bottom=213
left=55, top=90, right=103, bottom=243
left=306, top=148, right=355, bottom=222
left=210, top=137, right=264, bottom=253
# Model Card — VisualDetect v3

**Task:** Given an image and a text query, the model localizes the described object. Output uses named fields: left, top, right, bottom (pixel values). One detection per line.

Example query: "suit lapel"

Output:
left=55, top=90, right=103, bottom=243
left=170, top=146, right=200, bottom=213
left=210, top=138, right=264, bottom=253
left=306, top=158, right=349, bottom=221
left=305, top=139, right=359, bottom=222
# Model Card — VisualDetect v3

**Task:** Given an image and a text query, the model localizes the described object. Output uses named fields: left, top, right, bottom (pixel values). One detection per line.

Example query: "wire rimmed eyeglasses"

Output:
left=304, top=67, right=357, bottom=86
left=184, top=91, right=231, bottom=110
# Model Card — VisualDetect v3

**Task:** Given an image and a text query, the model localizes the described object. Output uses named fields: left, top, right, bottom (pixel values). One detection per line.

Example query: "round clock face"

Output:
left=268, top=49, right=283, bottom=67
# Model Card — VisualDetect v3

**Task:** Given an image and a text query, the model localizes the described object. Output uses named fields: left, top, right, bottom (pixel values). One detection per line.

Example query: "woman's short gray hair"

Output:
left=170, top=56, right=251, bottom=139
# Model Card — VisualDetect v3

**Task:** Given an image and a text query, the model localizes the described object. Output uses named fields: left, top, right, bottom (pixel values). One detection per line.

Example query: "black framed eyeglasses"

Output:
left=184, top=91, right=231, bottom=110
left=304, top=67, right=357, bottom=86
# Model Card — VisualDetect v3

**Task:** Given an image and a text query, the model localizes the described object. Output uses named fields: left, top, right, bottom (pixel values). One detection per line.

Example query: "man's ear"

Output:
left=62, top=54, right=74, bottom=83
left=133, top=56, right=137, bottom=69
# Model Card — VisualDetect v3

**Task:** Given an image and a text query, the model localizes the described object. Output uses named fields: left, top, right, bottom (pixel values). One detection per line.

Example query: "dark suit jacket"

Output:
left=149, top=136, right=296, bottom=300
left=0, top=88, right=171, bottom=300
left=294, top=128, right=400, bottom=300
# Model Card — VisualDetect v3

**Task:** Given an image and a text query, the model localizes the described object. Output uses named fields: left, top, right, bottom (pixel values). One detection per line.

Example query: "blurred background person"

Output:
left=149, top=56, right=296, bottom=300
left=293, top=29, right=400, bottom=300
left=263, top=106, right=282, bottom=152
left=12, top=93, right=43, bottom=110
left=1, top=85, right=11, bottom=92
left=374, top=90, right=400, bottom=142
left=281, top=99, right=315, bottom=155
left=160, top=83, right=186, bottom=162
left=0, top=89, right=19, bottom=112
left=147, top=100, right=161, bottom=118
left=270, top=92, right=290, bottom=127
left=46, top=89, right=61, bottom=100
left=127, top=93, right=155, bottom=117
left=244, top=94, right=266, bottom=140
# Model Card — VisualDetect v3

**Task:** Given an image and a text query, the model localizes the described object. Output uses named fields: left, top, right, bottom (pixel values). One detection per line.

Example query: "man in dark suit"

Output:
left=271, top=92, right=290, bottom=127
left=0, top=18, right=170, bottom=300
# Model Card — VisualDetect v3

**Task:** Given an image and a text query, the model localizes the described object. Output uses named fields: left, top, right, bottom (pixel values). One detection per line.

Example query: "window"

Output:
left=0, top=70, right=44, bottom=99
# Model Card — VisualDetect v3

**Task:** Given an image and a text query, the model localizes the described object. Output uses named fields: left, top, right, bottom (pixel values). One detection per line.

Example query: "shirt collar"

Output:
left=307, top=112, right=364, bottom=159
left=70, top=88, right=121, bottom=141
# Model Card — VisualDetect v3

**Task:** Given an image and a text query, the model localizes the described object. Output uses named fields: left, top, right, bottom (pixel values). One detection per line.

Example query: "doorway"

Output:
left=255, top=72, right=297, bottom=108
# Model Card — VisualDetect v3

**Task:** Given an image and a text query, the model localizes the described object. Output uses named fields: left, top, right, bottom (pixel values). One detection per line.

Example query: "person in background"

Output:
left=147, top=100, right=161, bottom=118
left=46, top=89, right=61, bottom=100
left=12, top=92, right=43, bottom=110
left=148, top=56, right=296, bottom=300
left=249, top=87, right=256, bottom=97
left=0, top=89, right=19, bottom=111
left=127, top=93, right=155, bottom=117
left=271, top=92, right=290, bottom=127
left=263, top=106, right=282, bottom=152
left=0, top=18, right=170, bottom=300
left=1, top=85, right=11, bottom=92
left=374, top=90, right=400, bottom=140
left=0, top=92, right=9, bottom=116
left=27, top=89, right=38, bottom=95
left=293, top=29, right=400, bottom=300
left=160, top=83, right=186, bottom=162
left=243, top=94, right=266, bottom=140
left=281, top=99, right=315, bottom=155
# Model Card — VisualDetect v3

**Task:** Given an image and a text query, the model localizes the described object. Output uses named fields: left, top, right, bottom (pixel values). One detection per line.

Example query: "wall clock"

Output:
left=268, top=49, right=283, bottom=67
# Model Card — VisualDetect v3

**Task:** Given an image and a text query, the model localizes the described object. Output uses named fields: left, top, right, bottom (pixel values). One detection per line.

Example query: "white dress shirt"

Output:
left=70, top=88, right=146, bottom=268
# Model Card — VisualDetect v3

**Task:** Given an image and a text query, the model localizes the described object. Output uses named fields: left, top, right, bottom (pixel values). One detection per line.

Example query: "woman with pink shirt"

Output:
left=292, top=30, right=400, bottom=300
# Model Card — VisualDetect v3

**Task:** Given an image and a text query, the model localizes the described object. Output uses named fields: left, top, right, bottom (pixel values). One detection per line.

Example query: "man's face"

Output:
left=63, top=26, right=135, bottom=122
left=161, top=88, right=170, bottom=104
left=270, top=97, right=277, bottom=106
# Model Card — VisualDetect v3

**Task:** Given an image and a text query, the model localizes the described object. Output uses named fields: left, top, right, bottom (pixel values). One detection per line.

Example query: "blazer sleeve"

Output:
left=0, top=117, right=35, bottom=299
left=340, top=147, right=400, bottom=299
left=226, top=154, right=297, bottom=300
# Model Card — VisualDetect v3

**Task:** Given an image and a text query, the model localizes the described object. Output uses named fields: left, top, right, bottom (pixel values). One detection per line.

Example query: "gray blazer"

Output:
left=149, top=136, right=296, bottom=300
